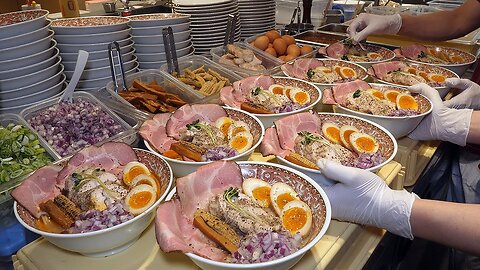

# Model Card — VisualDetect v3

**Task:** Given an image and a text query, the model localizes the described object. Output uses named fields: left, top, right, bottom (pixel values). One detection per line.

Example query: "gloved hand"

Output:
left=443, top=78, right=480, bottom=109
left=317, top=159, right=416, bottom=239
left=347, top=13, right=402, bottom=43
left=408, top=83, right=473, bottom=146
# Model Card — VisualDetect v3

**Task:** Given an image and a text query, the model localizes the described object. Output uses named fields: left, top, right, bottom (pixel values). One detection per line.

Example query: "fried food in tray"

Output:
left=118, top=79, right=187, bottom=113
left=173, top=65, right=231, bottom=96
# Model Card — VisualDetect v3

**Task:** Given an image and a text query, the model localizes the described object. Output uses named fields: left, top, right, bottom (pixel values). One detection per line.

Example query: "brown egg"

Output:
left=281, top=35, right=296, bottom=46
left=265, top=30, right=281, bottom=42
left=268, top=43, right=273, bottom=48
left=278, top=55, right=286, bottom=61
left=273, top=38, right=287, bottom=55
left=300, top=45, right=313, bottom=55
left=254, top=36, right=270, bottom=51
left=265, top=47, right=277, bottom=57
left=286, top=44, right=301, bottom=58
left=284, top=54, right=296, bottom=62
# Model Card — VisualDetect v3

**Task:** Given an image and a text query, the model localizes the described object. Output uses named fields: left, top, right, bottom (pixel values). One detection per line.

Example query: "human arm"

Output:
left=467, top=111, right=480, bottom=144
left=317, top=159, right=480, bottom=256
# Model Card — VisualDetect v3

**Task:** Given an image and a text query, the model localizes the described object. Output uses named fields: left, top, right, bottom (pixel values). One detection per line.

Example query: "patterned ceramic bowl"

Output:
left=334, top=83, right=433, bottom=138
left=274, top=112, right=397, bottom=185
left=50, top=16, right=130, bottom=35
left=0, top=9, right=49, bottom=39
left=323, top=43, right=396, bottom=69
left=14, top=148, right=173, bottom=257
left=165, top=161, right=331, bottom=270
left=144, top=107, right=265, bottom=177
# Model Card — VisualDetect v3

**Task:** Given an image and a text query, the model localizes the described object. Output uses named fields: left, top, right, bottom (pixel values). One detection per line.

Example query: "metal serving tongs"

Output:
left=108, top=41, right=127, bottom=94
left=288, top=2, right=302, bottom=34
left=163, top=26, right=179, bottom=75
left=342, top=36, right=368, bottom=52
left=222, top=14, right=237, bottom=54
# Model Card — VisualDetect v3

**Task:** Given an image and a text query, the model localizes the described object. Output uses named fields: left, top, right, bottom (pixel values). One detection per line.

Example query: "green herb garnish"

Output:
left=418, top=51, right=427, bottom=58
left=307, top=69, right=315, bottom=79
left=252, top=87, right=262, bottom=96
left=186, top=120, right=216, bottom=144
left=250, top=87, right=281, bottom=105
left=298, top=131, right=322, bottom=145
left=341, top=55, right=349, bottom=61
left=223, top=187, right=264, bottom=224
left=353, top=90, right=361, bottom=98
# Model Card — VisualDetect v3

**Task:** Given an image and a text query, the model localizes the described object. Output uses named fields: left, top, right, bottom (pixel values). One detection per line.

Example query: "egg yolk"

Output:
left=128, top=191, right=153, bottom=209
left=430, top=74, right=446, bottom=83
left=252, top=186, right=271, bottom=207
left=231, top=126, right=247, bottom=137
left=340, top=67, right=356, bottom=78
left=407, top=68, right=417, bottom=75
left=398, top=96, right=418, bottom=110
left=326, top=127, right=341, bottom=143
left=231, top=136, right=248, bottom=151
left=368, top=53, right=381, bottom=59
left=372, top=91, right=385, bottom=99
left=271, top=86, right=284, bottom=95
left=219, top=122, right=232, bottom=136
left=276, top=193, right=296, bottom=210
left=334, top=66, right=341, bottom=74
left=282, top=207, right=307, bottom=233
left=450, top=55, right=464, bottom=63
left=386, top=92, right=399, bottom=103
left=343, top=130, right=356, bottom=146
left=418, top=72, right=429, bottom=81
left=124, top=166, right=148, bottom=186
left=355, top=137, right=376, bottom=152
left=293, top=92, right=309, bottom=105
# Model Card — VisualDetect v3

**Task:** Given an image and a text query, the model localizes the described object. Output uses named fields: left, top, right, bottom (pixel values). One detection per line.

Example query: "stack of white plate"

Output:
left=239, top=0, right=276, bottom=39
left=173, top=0, right=241, bottom=55
left=129, top=13, right=195, bottom=70
left=51, top=16, right=138, bottom=91
left=0, top=10, right=65, bottom=114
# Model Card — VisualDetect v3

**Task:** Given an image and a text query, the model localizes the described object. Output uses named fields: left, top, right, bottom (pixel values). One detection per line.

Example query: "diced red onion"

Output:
left=354, top=152, right=386, bottom=169
left=70, top=202, right=133, bottom=233
left=204, top=146, right=238, bottom=161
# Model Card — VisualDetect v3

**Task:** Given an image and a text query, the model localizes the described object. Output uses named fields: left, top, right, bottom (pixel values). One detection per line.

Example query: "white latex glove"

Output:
left=347, top=13, right=402, bottom=43
left=317, top=159, right=416, bottom=239
left=443, top=78, right=480, bottom=109
left=408, top=83, right=473, bottom=146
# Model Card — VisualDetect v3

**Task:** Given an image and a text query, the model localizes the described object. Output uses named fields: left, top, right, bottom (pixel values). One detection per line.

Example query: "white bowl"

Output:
left=76, top=65, right=137, bottom=89
left=62, top=50, right=136, bottom=70
left=128, top=13, right=190, bottom=28
left=334, top=83, right=433, bottom=138
left=50, top=16, right=130, bottom=35
left=165, top=161, right=331, bottom=270
left=324, top=44, right=396, bottom=69
left=60, top=42, right=134, bottom=61
left=0, top=30, right=53, bottom=61
left=130, top=22, right=190, bottom=36
left=0, top=58, right=62, bottom=91
left=275, top=112, right=398, bottom=186
left=144, top=107, right=265, bottom=177
left=65, top=56, right=138, bottom=81
left=56, top=35, right=132, bottom=53
left=0, top=47, right=59, bottom=80
left=134, top=39, right=191, bottom=54
left=0, top=79, right=65, bottom=107
left=14, top=148, right=174, bottom=257
left=0, top=9, right=49, bottom=39
left=0, top=20, right=50, bottom=50
left=54, top=27, right=131, bottom=44
left=132, top=29, right=191, bottom=44
left=136, top=45, right=193, bottom=62
left=0, top=90, right=64, bottom=114
left=0, top=73, right=65, bottom=100
left=0, top=42, right=57, bottom=72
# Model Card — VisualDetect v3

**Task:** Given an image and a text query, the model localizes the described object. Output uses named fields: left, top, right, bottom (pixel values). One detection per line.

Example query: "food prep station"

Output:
left=0, top=1, right=478, bottom=269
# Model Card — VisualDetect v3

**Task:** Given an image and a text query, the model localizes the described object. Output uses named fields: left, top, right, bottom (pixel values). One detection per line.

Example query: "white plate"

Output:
left=130, top=22, right=190, bottom=36
left=174, top=0, right=233, bottom=7
left=0, top=31, right=53, bottom=61
left=128, top=13, right=190, bottom=28
left=183, top=8, right=238, bottom=18
left=0, top=20, right=50, bottom=50
left=54, top=27, right=131, bottom=44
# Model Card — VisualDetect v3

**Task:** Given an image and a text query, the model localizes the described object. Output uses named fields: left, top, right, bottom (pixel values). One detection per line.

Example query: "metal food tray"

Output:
left=0, top=114, right=59, bottom=202
left=317, top=23, right=349, bottom=35
left=293, top=30, right=347, bottom=47
left=19, top=91, right=137, bottom=159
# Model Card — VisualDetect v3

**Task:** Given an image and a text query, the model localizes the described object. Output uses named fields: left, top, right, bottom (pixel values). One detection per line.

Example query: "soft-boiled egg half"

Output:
left=215, top=117, right=234, bottom=137
left=289, top=88, right=311, bottom=105
left=270, top=182, right=300, bottom=216
left=396, top=93, right=419, bottom=111
left=366, top=88, right=385, bottom=100
left=228, top=121, right=250, bottom=139
left=123, top=161, right=151, bottom=187
left=229, top=131, right=253, bottom=154
left=349, top=132, right=379, bottom=155
left=339, top=125, right=359, bottom=150
left=384, top=90, right=400, bottom=104
left=427, top=73, right=446, bottom=84
left=130, top=174, right=158, bottom=194
left=367, top=52, right=382, bottom=61
left=242, top=178, right=272, bottom=208
left=125, top=184, right=156, bottom=215
left=268, top=84, right=285, bottom=95
left=281, top=200, right=312, bottom=237
left=322, top=122, right=341, bottom=144
left=339, top=67, right=357, bottom=79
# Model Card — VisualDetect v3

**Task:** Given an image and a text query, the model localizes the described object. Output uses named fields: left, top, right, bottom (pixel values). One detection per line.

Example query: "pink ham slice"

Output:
left=331, top=79, right=371, bottom=105
left=165, top=104, right=227, bottom=140
left=57, top=142, right=137, bottom=189
left=259, top=127, right=291, bottom=158
left=155, top=198, right=227, bottom=261
left=232, top=75, right=275, bottom=97
left=370, top=61, right=407, bottom=78
left=140, top=113, right=176, bottom=153
left=274, top=111, right=322, bottom=151
left=281, top=58, right=325, bottom=80
left=176, top=160, right=243, bottom=219
left=322, top=88, right=336, bottom=105
left=400, top=44, right=428, bottom=59
left=11, top=165, right=63, bottom=218
left=220, top=85, right=245, bottom=108
left=326, top=42, right=348, bottom=59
